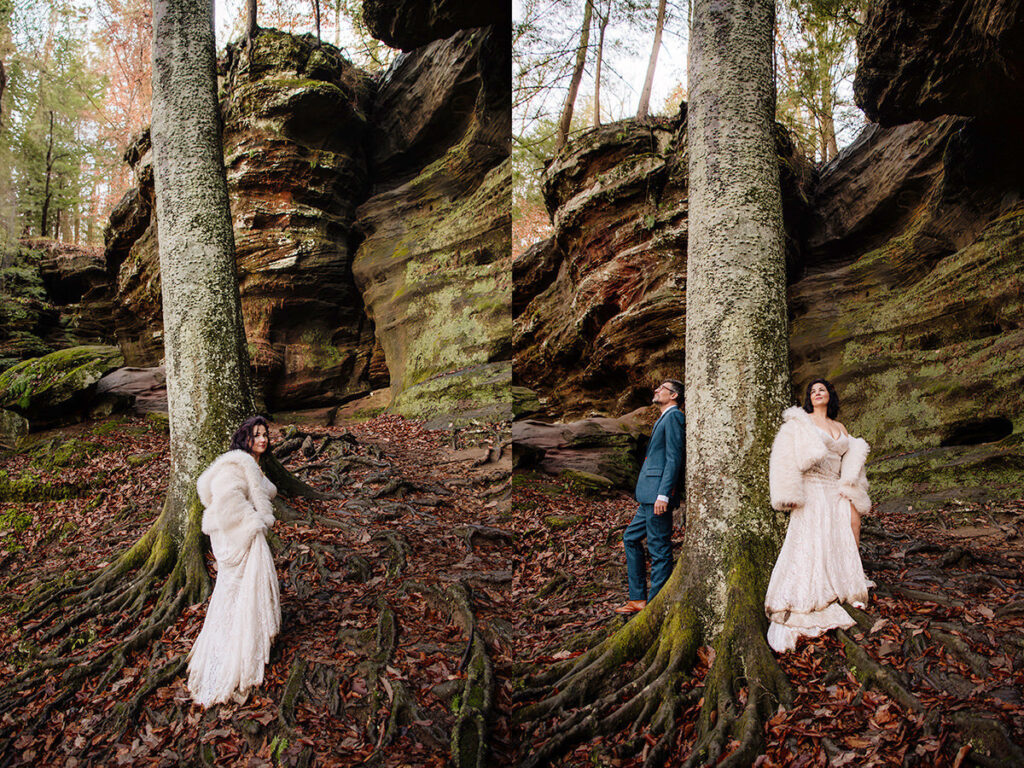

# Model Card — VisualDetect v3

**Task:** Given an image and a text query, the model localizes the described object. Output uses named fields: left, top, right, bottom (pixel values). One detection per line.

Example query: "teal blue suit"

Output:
left=625, top=406, right=685, bottom=600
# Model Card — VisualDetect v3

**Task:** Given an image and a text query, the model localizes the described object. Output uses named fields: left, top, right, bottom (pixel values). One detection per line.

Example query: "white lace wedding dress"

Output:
left=187, top=450, right=281, bottom=707
left=765, top=428, right=871, bottom=653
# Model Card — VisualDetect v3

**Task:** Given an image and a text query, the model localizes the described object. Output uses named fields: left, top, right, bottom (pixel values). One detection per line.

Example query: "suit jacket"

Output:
left=635, top=406, right=686, bottom=509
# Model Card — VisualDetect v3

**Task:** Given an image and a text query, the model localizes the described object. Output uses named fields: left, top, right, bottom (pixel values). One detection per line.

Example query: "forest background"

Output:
left=0, top=0, right=391, bottom=253
left=513, top=0, right=865, bottom=254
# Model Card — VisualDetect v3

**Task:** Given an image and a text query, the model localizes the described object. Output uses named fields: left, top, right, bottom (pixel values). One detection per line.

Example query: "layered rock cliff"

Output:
left=514, top=111, right=1023, bottom=501
left=855, top=0, right=1024, bottom=124
left=513, top=112, right=812, bottom=418
left=0, top=239, right=114, bottom=371
left=107, top=32, right=379, bottom=410
left=352, top=26, right=511, bottom=422
left=362, top=0, right=508, bottom=50
left=104, top=22, right=511, bottom=421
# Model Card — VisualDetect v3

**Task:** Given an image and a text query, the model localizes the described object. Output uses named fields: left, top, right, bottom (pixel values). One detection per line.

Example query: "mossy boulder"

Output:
left=399, top=362, right=512, bottom=427
left=0, top=409, right=28, bottom=441
left=512, top=386, right=543, bottom=419
left=562, top=470, right=616, bottom=494
left=0, top=346, right=124, bottom=429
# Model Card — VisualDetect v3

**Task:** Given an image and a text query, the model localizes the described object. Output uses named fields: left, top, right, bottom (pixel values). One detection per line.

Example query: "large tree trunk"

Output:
left=0, top=0, right=261, bottom=737
left=685, top=0, right=789, bottom=631
left=151, top=0, right=254, bottom=559
left=636, top=0, right=667, bottom=119
left=554, top=0, right=592, bottom=152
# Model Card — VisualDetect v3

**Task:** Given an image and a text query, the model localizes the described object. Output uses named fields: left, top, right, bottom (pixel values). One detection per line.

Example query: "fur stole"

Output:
left=769, top=406, right=871, bottom=514
left=197, top=451, right=277, bottom=552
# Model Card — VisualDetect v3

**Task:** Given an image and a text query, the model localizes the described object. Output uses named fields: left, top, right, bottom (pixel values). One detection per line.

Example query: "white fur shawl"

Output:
left=197, top=450, right=277, bottom=564
left=769, top=406, right=871, bottom=514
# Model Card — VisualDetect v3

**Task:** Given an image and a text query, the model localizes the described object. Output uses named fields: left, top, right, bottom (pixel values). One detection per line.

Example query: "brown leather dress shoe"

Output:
left=613, top=599, right=647, bottom=614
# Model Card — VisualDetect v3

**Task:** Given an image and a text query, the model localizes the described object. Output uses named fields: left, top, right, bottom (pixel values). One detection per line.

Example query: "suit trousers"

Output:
left=623, top=503, right=673, bottom=601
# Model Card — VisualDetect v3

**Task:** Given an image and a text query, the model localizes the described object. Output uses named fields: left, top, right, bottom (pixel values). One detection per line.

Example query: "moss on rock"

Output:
left=0, top=346, right=124, bottom=426
left=391, top=361, right=511, bottom=425
left=0, top=471, right=87, bottom=502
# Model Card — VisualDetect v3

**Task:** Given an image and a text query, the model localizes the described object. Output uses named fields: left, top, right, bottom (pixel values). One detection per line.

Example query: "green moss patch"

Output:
left=542, top=514, right=583, bottom=530
left=145, top=412, right=170, bottom=433
left=0, top=345, right=123, bottom=416
left=0, top=471, right=87, bottom=502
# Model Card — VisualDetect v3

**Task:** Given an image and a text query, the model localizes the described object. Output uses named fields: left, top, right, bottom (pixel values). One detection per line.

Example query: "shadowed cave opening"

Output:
left=940, top=416, right=1013, bottom=447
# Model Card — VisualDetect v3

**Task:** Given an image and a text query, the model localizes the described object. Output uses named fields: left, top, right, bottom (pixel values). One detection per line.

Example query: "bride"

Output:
left=187, top=416, right=281, bottom=707
left=764, top=379, right=872, bottom=653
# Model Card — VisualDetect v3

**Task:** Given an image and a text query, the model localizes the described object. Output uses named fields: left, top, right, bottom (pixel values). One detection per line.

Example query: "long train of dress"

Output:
left=765, top=430, right=871, bottom=653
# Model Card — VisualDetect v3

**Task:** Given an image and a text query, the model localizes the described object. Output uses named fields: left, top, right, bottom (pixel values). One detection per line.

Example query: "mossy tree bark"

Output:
left=516, top=1, right=793, bottom=765
left=145, top=0, right=257, bottom=600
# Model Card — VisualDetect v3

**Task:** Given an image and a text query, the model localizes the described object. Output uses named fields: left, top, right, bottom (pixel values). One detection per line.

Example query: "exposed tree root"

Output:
left=1, top=448, right=328, bottom=763
left=456, top=524, right=515, bottom=553
left=516, top=547, right=801, bottom=768
left=365, top=598, right=398, bottom=749
left=836, top=603, right=1024, bottom=766
left=372, top=531, right=409, bottom=579
left=420, top=581, right=495, bottom=768
left=263, top=453, right=333, bottom=500
left=359, top=595, right=447, bottom=766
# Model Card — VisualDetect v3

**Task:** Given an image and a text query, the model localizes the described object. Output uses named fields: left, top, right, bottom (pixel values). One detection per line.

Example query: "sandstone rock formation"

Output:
left=514, top=112, right=1023, bottom=501
left=222, top=31, right=379, bottom=408
left=513, top=113, right=811, bottom=419
left=96, top=366, right=167, bottom=414
left=855, top=0, right=1024, bottom=124
left=790, top=118, right=1024, bottom=503
left=104, top=25, right=511, bottom=423
left=362, top=0, right=508, bottom=50
left=105, top=31, right=380, bottom=410
left=352, top=26, right=511, bottom=422
left=512, top=408, right=651, bottom=489
left=0, top=240, right=114, bottom=370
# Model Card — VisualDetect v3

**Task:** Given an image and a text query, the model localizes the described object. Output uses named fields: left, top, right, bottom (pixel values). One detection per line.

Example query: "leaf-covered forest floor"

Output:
left=0, top=413, right=512, bottom=767
left=512, top=471, right=1024, bottom=767
left=1, top=415, right=1022, bottom=767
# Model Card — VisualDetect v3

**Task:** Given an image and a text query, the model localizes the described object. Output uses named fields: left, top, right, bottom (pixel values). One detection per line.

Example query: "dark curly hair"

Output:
left=229, top=415, right=270, bottom=455
left=803, top=378, right=839, bottom=420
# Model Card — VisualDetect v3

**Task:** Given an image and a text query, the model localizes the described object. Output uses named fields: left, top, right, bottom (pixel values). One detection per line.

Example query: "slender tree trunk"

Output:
left=245, top=0, right=258, bottom=40
left=41, top=111, right=54, bottom=236
left=636, top=0, right=667, bottom=119
left=685, top=0, right=789, bottom=630
left=823, top=107, right=838, bottom=161
left=312, top=0, right=321, bottom=44
left=0, top=60, right=6, bottom=127
left=554, top=0, right=592, bottom=152
left=151, top=0, right=254, bottom=547
left=592, top=3, right=608, bottom=127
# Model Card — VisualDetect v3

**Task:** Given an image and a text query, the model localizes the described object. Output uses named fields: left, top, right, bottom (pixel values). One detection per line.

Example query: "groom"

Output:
left=614, top=379, right=685, bottom=614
